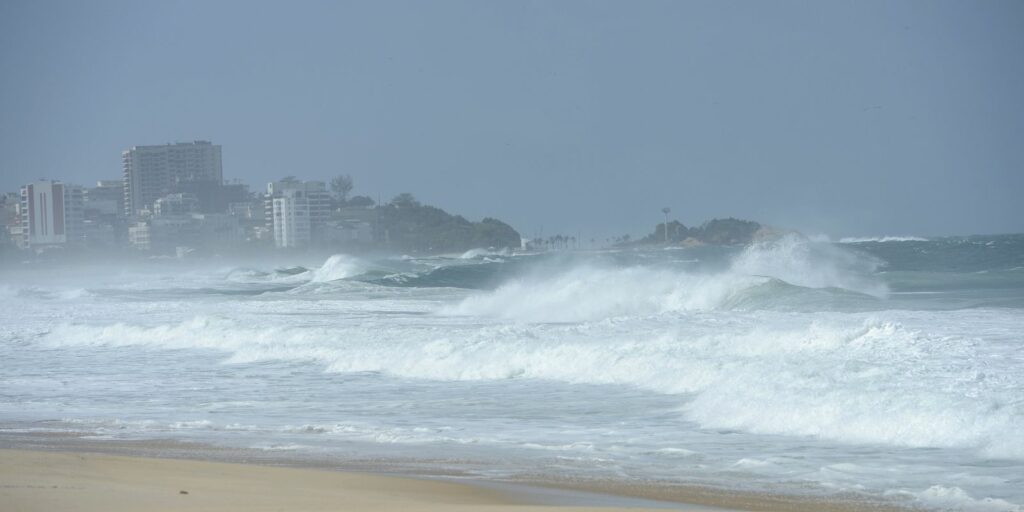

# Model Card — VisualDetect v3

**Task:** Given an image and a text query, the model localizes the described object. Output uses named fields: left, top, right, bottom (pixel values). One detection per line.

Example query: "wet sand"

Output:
left=0, top=435, right=914, bottom=512
left=1, top=449, right=711, bottom=512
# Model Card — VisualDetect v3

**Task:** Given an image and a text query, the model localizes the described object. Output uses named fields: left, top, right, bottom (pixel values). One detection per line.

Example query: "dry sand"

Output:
left=0, top=449, right=695, bottom=511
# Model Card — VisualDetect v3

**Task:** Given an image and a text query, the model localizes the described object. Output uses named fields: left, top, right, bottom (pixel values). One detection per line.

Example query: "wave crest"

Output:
left=311, top=254, right=364, bottom=282
left=447, top=236, right=887, bottom=321
left=839, top=236, right=929, bottom=243
left=733, top=235, right=888, bottom=298
left=40, top=312, right=1024, bottom=459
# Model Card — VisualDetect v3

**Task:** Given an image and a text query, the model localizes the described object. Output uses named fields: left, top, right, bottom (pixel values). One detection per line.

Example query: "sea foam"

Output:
left=41, top=308, right=1024, bottom=460
left=446, top=235, right=886, bottom=321
left=10, top=237, right=1024, bottom=510
left=839, top=236, right=930, bottom=243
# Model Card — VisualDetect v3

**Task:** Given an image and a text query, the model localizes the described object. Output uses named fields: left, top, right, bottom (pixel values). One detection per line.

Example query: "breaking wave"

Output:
left=459, top=247, right=512, bottom=259
left=839, top=236, right=929, bottom=243
left=40, top=309, right=1024, bottom=461
left=223, top=254, right=367, bottom=290
left=446, top=235, right=886, bottom=321
left=887, top=486, right=1023, bottom=512
left=10, top=234, right=1024, bottom=511
left=310, top=254, right=364, bottom=282
left=442, top=266, right=766, bottom=321
left=732, top=235, right=887, bottom=297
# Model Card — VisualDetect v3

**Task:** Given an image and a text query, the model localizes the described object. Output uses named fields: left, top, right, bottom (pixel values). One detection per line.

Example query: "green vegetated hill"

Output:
left=638, top=217, right=764, bottom=246
left=377, top=194, right=520, bottom=253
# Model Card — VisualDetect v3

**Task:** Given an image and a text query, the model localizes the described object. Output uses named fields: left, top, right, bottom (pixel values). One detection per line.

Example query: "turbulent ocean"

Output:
left=2, top=234, right=1023, bottom=511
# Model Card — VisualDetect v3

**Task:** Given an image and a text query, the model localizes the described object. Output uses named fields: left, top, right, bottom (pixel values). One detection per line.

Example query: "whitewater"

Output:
left=2, top=234, right=1023, bottom=511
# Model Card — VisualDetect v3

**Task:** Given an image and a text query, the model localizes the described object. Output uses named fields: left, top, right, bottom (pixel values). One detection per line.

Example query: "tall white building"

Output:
left=123, top=141, right=222, bottom=216
left=271, top=191, right=312, bottom=248
left=265, top=180, right=330, bottom=248
left=20, top=180, right=84, bottom=248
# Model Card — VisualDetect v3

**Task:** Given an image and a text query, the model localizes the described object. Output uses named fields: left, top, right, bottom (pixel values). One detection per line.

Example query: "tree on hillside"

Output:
left=347, top=195, right=375, bottom=208
left=699, top=218, right=760, bottom=245
left=390, top=193, right=420, bottom=208
left=330, top=174, right=354, bottom=203
left=375, top=199, right=520, bottom=252
left=633, top=217, right=761, bottom=246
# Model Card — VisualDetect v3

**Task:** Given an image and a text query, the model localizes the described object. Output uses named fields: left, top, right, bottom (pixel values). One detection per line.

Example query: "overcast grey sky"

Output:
left=1, top=0, right=1021, bottom=239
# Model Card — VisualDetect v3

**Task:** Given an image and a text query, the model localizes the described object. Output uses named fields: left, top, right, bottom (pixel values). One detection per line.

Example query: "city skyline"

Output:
left=1, top=146, right=520, bottom=254
left=2, top=1, right=1023, bottom=239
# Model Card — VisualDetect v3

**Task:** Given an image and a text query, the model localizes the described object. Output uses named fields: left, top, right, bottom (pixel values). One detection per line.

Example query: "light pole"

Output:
left=661, top=207, right=671, bottom=244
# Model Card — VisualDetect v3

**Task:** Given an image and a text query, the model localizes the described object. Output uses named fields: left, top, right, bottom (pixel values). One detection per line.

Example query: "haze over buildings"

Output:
left=0, top=142, right=436, bottom=255
left=19, top=180, right=83, bottom=248
left=123, top=141, right=222, bottom=216
left=267, top=180, right=332, bottom=249
left=1, top=1, right=1023, bottom=239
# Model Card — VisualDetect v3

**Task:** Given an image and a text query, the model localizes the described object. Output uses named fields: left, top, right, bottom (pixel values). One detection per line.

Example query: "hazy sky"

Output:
left=1, top=0, right=1022, bottom=239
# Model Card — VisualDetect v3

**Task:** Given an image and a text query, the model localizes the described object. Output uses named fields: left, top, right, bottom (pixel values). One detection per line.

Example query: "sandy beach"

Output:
left=5, top=241, right=1018, bottom=512
left=1, top=448, right=702, bottom=512
left=0, top=444, right=923, bottom=512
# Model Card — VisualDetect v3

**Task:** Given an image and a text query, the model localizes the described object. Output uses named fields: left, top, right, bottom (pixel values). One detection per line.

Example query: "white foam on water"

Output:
left=682, top=321, right=1024, bottom=458
left=252, top=443, right=310, bottom=451
left=732, top=235, right=888, bottom=297
left=460, top=247, right=512, bottom=259
left=839, top=236, right=930, bottom=243
left=54, top=288, right=93, bottom=300
left=887, top=486, right=1023, bottom=512
left=40, top=309, right=1024, bottom=463
left=445, top=235, right=886, bottom=321
left=8, top=241, right=1024, bottom=511
left=310, top=254, right=364, bottom=282
left=0, top=285, right=94, bottom=301
left=442, top=265, right=765, bottom=321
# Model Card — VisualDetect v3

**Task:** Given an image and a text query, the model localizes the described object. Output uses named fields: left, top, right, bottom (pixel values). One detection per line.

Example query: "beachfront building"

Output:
left=19, top=180, right=84, bottom=249
left=153, top=193, right=200, bottom=217
left=172, top=179, right=248, bottom=214
left=321, top=219, right=373, bottom=245
left=81, top=180, right=127, bottom=249
left=122, top=141, right=223, bottom=216
left=0, top=192, right=23, bottom=249
left=265, top=180, right=330, bottom=248
left=127, top=213, right=242, bottom=253
left=271, top=189, right=312, bottom=248
left=85, top=180, right=125, bottom=218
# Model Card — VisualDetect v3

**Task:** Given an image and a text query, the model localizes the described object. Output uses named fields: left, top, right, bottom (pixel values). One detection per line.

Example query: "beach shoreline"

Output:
left=0, top=433, right=916, bottom=512
left=0, top=447, right=712, bottom=512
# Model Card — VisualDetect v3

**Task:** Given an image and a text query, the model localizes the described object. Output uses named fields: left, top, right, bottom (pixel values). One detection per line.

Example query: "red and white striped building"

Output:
left=20, top=180, right=84, bottom=248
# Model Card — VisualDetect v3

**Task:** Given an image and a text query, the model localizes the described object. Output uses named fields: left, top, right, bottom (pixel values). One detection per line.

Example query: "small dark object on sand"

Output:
left=179, top=490, right=189, bottom=495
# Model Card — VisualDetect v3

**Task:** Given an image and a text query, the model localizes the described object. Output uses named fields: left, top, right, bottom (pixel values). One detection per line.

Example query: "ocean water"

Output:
left=2, top=234, right=1023, bottom=511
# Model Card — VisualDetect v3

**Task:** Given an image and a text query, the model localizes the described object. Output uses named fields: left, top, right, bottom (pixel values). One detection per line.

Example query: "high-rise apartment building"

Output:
left=271, top=190, right=312, bottom=248
left=265, top=180, right=330, bottom=248
left=85, top=180, right=126, bottom=218
left=1, top=192, right=23, bottom=249
left=153, top=193, right=200, bottom=217
left=122, top=141, right=222, bottom=216
left=20, top=180, right=84, bottom=248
